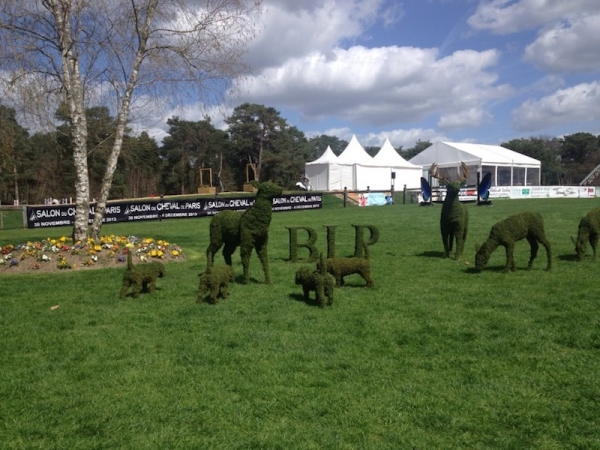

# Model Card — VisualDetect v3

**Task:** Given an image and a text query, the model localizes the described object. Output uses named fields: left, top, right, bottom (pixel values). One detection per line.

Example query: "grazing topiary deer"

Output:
left=430, top=162, right=469, bottom=260
left=474, top=211, right=552, bottom=273
left=572, top=207, right=600, bottom=260
left=206, top=180, right=283, bottom=284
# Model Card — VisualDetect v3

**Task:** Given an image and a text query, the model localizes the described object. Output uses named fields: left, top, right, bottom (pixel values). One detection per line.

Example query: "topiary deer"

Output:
left=430, top=162, right=469, bottom=260
left=206, top=180, right=283, bottom=284
left=474, top=211, right=552, bottom=273
left=572, top=207, right=600, bottom=260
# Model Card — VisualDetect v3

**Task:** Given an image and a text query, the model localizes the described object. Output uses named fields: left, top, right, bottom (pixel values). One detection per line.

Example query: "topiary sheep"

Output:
left=197, top=265, right=235, bottom=304
left=206, top=180, right=283, bottom=284
left=294, top=254, right=335, bottom=308
left=119, top=251, right=165, bottom=298
left=474, top=211, right=552, bottom=273
left=430, top=162, right=469, bottom=260
left=316, top=256, right=374, bottom=288
left=572, top=207, right=600, bottom=260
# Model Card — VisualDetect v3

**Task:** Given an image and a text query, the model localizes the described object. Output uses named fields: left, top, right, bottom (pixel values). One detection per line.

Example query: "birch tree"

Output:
left=0, top=0, right=262, bottom=240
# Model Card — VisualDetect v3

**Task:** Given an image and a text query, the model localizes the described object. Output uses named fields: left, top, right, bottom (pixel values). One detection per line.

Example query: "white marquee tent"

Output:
left=409, top=141, right=541, bottom=187
left=305, top=136, right=424, bottom=191
left=304, top=146, right=341, bottom=191
left=370, top=138, right=422, bottom=190
left=336, top=135, right=375, bottom=190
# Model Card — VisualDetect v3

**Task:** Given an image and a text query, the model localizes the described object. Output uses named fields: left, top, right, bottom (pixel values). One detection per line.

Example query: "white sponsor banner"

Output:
left=579, top=187, right=596, bottom=198
left=487, top=185, right=595, bottom=200
left=489, top=186, right=511, bottom=199
left=548, top=186, right=579, bottom=198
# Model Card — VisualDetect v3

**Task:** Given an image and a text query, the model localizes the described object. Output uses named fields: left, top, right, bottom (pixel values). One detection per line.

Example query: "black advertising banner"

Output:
left=25, top=194, right=322, bottom=228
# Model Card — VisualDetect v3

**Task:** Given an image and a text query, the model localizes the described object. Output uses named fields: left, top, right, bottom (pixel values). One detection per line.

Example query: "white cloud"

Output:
left=234, top=45, right=511, bottom=128
left=306, top=125, right=447, bottom=150
left=247, top=0, right=384, bottom=70
left=512, top=81, right=600, bottom=131
left=468, top=0, right=600, bottom=34
left=380, top=3, right=405, bottom=27
left=359, top=128, right=448, bottom=148
left=438, top=107, right=491, bottom=129
left=523, top=13, right=600, bottom=72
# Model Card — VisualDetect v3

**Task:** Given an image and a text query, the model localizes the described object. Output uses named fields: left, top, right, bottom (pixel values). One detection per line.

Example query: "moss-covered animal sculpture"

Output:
left=474, top=211, right=552, bottom=273
left=572, top=207, right=600, bottom=260
left=197, top=265, right=235, bottom=304
left=430, top=162, right=469, bottom=260
left=119, top=251, right=166, bottom=298
left=206, top=180, right=283, bottom=284
left=317, top=256, right=374, bottom=288
left=294, top=254, right=335, bottom=307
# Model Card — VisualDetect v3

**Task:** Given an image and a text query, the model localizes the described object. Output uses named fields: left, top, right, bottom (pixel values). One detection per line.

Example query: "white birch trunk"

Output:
left=47, top=0, right=91, bottom=242
left=90, top=1, right=157, bottom=240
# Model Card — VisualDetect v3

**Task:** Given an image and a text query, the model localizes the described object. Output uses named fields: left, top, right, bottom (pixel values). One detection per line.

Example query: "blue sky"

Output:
left=162, top=0, right=600, bottom=150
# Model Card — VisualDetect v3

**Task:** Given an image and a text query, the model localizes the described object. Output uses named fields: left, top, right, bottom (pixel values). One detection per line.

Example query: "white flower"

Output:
left=42, top=254, right=51, bottom=262
left=51, top=245, right=59, bottom=253
left=0, top=258, right=5, bottom=265
left=91, top=255, right=98, bottom=262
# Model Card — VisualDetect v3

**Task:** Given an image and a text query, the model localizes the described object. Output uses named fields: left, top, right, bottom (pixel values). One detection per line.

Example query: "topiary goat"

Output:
left=430, top=162, right=469, bottom=260
left=572, top=207, right=600, bottom=260
left=474, top=211, right=552, bottom=273
left=206, top=180, right=282, bottom=284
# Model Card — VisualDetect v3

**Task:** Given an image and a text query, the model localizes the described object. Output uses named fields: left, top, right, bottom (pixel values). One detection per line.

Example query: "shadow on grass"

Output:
left=121, top=287, right=163, bottom=299
left=465, top=265, right=552, bottom=274
left=464, top=265, right=513, bottom=274
left=289, top=292, right=322, bottom=308
left=557, top=253, right=581, bottom=262
left=233, top=274, right=262, bottom=284
left=416, top=250, right=445, bottom=258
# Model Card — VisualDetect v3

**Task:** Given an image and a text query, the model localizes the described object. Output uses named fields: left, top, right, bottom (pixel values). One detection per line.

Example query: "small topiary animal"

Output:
left=206, top=180, right=283, bottom=284
left=294, top=254, right=335, bottom=308
left=197, top=265, right=235, bottom=304
left=430, top=162, right=469, bottom=260
left=474, top=211, right=552, bottom=273
left=317, top=256, right=374, bottom=288
left=572, top=207, right=600, bottom=260
left=120, top=251, right=166, bottom=298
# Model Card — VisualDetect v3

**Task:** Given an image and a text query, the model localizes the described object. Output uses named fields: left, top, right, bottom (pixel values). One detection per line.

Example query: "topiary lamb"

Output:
left=474, top=211, right=552, bottom=273
left=316, top=255, right=374, bottom=288
left=206, top=180, right=283, bottom=284
left=294, top=253, right=335, bottom=308
left=197, top=265, right=235, bottom=304
left=572, top=207, right=600, bottom=260
left=430, top=162, right=469, bottom=260
left=119, top=251, right=166, bottom=298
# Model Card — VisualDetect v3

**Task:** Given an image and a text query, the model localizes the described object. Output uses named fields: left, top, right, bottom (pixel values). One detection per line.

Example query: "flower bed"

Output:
left=0, top=235, right=184, bottom=274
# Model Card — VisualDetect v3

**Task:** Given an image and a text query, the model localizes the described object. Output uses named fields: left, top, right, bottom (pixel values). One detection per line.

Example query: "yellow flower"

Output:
left=171, top=250, right=179, bottom=257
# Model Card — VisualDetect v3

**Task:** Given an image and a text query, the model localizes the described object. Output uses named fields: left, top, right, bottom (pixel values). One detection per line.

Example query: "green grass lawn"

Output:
left=2, top=197, right=600, bottom=449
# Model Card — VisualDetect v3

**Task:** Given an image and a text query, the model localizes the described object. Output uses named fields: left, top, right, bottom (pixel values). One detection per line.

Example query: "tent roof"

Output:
left=409, top=141, right=540, bottom=167
left=337, top=135, right=374, bottom=165
left=372, top=138, right=421, bottom=169
left=306, top=145, right=338, bottom=165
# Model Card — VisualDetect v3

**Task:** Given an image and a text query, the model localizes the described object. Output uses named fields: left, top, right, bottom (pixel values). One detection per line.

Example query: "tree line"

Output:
left=2, top=101, right=600, bottom=208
